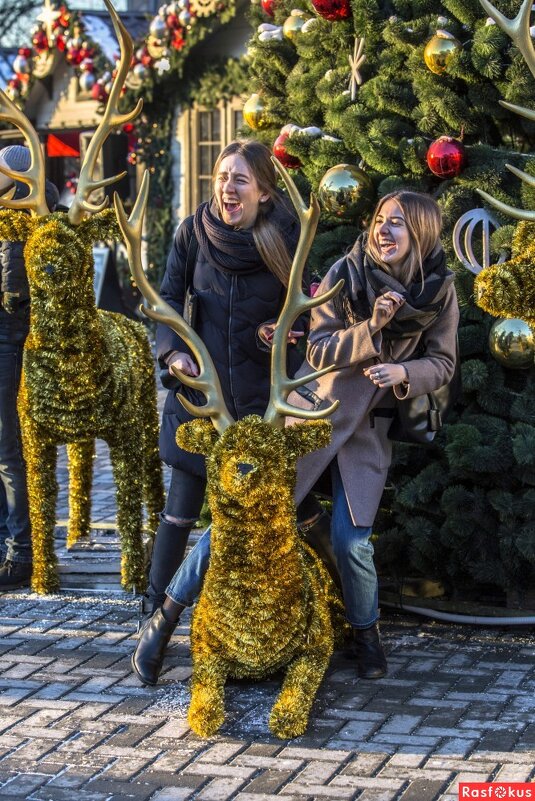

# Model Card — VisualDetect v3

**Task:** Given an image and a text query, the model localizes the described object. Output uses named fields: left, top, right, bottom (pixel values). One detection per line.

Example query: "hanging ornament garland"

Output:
left=426, top=135, right=466, bottom=178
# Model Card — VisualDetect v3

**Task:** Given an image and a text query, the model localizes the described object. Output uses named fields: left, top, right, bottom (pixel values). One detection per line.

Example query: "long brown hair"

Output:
left=212, top=140, right=295, bottom=286
left=366, top=190, right=442, bottom=287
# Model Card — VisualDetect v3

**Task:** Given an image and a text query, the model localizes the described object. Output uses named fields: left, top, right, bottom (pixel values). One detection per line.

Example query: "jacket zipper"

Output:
left=228, top=275, right=239, bottom=419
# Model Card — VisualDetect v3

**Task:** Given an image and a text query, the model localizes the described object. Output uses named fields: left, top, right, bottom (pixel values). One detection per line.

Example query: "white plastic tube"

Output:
left=381, top=600, right=535, bottom=626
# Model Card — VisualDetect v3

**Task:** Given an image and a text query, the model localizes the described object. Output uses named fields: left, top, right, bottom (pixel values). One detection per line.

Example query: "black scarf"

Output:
left=193, top=195, right=300, bottom=275
left=333, top=233, right=455, bottom=339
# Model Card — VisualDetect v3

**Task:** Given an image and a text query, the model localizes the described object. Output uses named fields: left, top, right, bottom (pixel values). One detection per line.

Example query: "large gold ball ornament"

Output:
left=243, top=93, right=268, bottom=130
left=318, top=164, right=375, bottom=220
left=282, top=10, right=310, bottom=41
left=423, top=30, right=462, bottom=75
left=488, top=318, right=534, bottom=369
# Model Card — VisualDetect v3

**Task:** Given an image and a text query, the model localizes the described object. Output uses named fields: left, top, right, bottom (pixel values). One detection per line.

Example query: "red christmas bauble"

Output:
left=272, top=131, right=301, bottom=170
left=261, top=0, right=276, bottom=16
left=426, top=136, right=466, bottom=178
left=91, top=82, right=108, bottom=101
left=310, top=0, right=350, bottom=21
left=19, top=47, right=32, bottom=58
left=32, top=29, right=49, bottom=53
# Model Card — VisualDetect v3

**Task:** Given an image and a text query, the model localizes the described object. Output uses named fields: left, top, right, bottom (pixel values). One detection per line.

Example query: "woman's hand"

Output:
left=168, top=352, right=200, bottom=377
left=369, top=291, right=405, bottom=334
left=363, top=362, right=408, bottom=388
left=258, top=322, right=305, bottom=347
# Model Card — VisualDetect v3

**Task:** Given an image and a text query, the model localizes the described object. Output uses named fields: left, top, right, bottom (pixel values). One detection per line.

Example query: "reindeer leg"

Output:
left=109, top=436, right=146, bottom=592
left=66, top=440, right=94, bottom=548
left=18, top=383, right=59, bottom=593
left=269, top=621, right=334, bottom=739
left=139, top=348, right=164, bottom=536
left=188, top=650, right=229, bottom=737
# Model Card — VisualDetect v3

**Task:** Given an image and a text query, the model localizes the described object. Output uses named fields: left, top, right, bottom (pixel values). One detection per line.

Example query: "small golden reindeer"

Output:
left=0, top=0, right=164, bottom=593
left=116, top=162, right=345, bottom=739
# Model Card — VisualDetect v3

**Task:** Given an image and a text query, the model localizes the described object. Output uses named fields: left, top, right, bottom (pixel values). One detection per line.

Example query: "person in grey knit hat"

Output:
left=0, top=144, right=59, bottom=589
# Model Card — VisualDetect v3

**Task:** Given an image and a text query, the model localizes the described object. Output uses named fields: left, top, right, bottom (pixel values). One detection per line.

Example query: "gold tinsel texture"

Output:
left=177, top=414, right=343, bottom=739
left=475, top=220, right=535, bottom=326
left=9, top=208, right=164, bottom=594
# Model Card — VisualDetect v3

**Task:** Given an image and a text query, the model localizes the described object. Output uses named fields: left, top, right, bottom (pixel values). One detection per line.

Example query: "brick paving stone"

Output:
left=397, top=778, right=448, bottom=800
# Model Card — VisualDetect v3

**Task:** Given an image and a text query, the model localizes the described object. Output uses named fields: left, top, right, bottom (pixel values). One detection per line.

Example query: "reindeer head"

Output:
left=0, top=0, right=141, bottom=311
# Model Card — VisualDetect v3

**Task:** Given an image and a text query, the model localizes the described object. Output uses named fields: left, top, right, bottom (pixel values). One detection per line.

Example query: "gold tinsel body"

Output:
left=0, top=209, right=164, bottom=593
left=475, top=221, right=535, bottom=326
left=177, top=415, right=343, bottom=739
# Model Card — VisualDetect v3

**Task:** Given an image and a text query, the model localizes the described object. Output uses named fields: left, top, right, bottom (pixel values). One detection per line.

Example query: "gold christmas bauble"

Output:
left=282, top=10, right=309, bottom=41
left=318, top=163, right=374, bottom=220
left=423, top=30, right=461, bottom=75
left=488, top=318, right=534, bottom=369
left=243, top=93, right=268, bottom=130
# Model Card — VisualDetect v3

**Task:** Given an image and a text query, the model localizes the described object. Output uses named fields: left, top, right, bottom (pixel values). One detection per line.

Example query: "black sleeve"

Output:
left=1, top=240, right=28, bottom=300
left=155, top=217, right=194, bottom=365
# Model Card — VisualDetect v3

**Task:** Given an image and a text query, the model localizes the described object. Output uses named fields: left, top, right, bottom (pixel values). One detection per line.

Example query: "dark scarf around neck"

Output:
left=334, top=233, right=455, bottom=339
left=193, top=194, right=299, bottom=276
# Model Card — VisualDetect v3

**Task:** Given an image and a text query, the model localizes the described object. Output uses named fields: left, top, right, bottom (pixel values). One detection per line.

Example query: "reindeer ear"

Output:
left=0, top=210, right=33, bottom=242
left=176, top=419, right=219, bottom=455
left=284, top=420, right=332, bottom=458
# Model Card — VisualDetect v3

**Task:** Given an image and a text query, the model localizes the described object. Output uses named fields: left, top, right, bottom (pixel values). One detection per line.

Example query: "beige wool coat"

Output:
left=290, top=255, right=460, bottom=528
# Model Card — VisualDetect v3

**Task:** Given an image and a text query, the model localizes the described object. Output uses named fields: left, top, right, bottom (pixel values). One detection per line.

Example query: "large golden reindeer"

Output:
left=474, top=0, right=535, bottom=322
left=0, top=0, right=164, bottom=593
left=116, top=163, right=345, bottom=739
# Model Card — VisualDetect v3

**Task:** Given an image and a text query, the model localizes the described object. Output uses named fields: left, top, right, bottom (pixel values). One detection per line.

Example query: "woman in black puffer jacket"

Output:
left=144, top=140, right=317, bottom=617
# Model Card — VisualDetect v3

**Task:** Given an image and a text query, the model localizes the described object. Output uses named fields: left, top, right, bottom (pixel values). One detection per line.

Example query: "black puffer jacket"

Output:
left=0, top=180, right=59, bottom=345
left=157, top=210, right=306, bottom=476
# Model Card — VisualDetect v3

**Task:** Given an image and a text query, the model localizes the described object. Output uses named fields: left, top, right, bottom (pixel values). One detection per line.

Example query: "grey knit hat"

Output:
left=0, top=145, right=31, bottom=193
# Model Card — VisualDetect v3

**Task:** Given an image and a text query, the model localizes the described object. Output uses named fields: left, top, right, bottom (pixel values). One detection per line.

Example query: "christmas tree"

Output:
left=244, top=0, right=535, bottom=606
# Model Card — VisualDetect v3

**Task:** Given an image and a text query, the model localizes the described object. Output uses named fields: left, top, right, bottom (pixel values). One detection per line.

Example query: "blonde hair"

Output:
left=212, top=140, right=295, bottom=287
left=366, top=190, right=442, bottom=287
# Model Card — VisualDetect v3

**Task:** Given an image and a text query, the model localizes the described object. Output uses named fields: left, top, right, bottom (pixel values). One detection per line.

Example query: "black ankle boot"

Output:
left=131, top=608, right=178, bottom=686
left=353, top=623, right=387, bottom=679
left=300, top=511, right=342, bottom=592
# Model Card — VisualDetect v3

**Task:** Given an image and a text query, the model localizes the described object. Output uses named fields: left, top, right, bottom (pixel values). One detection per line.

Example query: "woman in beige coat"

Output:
left=289, top=190, right=459, bottom=679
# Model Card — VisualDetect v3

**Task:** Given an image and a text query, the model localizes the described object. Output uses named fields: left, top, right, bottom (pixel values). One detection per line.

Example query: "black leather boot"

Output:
left=353, top=623, right=387, bottom=679
left=131, top=607, right=181, bottom=686
left=145, top=520, right=191, bottom=612
left=300, top=511, right=342, bottom=592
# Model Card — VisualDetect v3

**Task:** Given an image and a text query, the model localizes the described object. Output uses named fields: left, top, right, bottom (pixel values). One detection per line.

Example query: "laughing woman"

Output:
left=289, top=189, right=459, bottom=678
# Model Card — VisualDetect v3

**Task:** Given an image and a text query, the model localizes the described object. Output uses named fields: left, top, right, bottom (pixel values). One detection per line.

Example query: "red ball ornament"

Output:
left=426, top=135, right=466, bottom=179
left=91, top=82, right=108, bottom=102
left=32, top=29, right=49, bottom=53
left=310, top=0, right=350, bottom=21
left=272, top=131, right=301, bottom=170
left=261, top=0, right=276, bottom=16
left=19, top=47, right=32, bottom=58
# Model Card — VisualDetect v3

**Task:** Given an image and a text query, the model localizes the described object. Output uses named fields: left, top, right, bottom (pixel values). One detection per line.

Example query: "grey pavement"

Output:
left=1, top=392, right=534, bottom=800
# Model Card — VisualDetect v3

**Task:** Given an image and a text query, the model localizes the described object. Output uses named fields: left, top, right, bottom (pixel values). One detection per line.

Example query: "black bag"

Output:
left=160, top=230, right=199, bottom=391
left=388, top=342, right=461, bottom=445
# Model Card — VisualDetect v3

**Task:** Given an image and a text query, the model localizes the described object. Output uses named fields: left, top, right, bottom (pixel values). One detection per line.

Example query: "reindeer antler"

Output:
left=0, top=90, right=48, bottom=217
left=476, top=0, right=535, bottom=220
left=69, top=0, right=143, bottom=225
left=263, top=157, right=344, bottom=428
left=114, top=173, right=235, bottom=435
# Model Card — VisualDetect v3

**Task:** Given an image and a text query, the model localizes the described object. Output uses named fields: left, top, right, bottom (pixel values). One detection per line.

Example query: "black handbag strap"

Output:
left=185, top=227, right=199, bottom=296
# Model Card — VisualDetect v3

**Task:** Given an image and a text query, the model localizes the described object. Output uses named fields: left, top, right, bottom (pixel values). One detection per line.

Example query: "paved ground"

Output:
left=1, top=394, right=534, bottom=800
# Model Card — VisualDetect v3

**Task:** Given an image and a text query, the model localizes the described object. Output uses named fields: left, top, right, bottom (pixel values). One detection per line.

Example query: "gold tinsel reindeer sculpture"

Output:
left=475, top=0, right=535, bottom=324
left=116, top=162, right=345, bottom=739
left=0, top=0, right=164, bottom=593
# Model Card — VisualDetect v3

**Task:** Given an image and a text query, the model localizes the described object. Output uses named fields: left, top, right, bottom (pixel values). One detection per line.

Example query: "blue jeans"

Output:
left=330, top=460, right=378, bottom=628
left=0, top=343, right=31, bottom=564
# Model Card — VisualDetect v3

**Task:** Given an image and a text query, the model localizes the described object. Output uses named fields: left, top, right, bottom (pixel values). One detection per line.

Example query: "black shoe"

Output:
left=353, top=623, right=387, bottom=679
left=131, top=608, right=177, bottom=686
left=136, top=595, right=161, bottom=635
left=0, top=560, right=32, bottom=590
